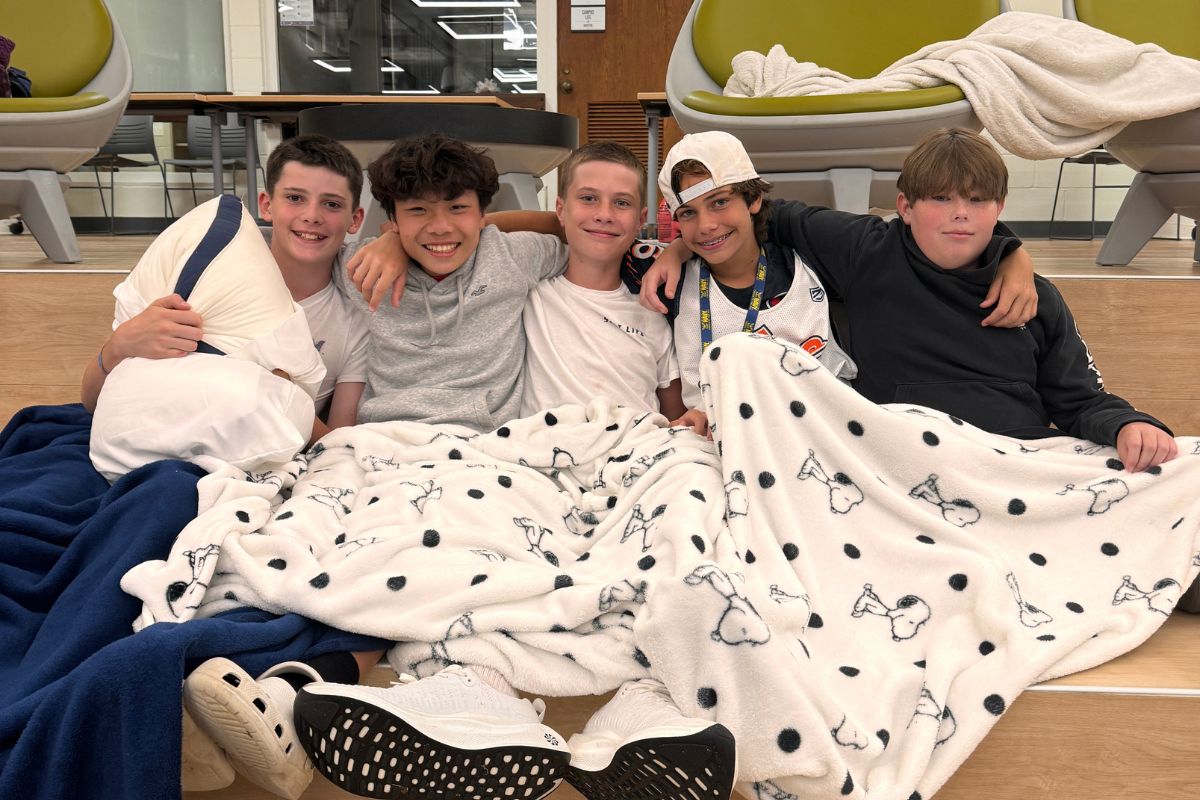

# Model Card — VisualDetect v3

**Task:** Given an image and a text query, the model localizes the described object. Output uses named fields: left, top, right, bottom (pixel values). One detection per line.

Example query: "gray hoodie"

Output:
left=336, top=226, right=567, bottom=431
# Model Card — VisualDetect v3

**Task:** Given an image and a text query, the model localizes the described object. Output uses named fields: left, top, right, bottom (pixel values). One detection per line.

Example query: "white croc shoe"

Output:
left=294, top=664, right=571, bottom=800
left=184, top=657, right=315, bottom=800
left=180, top=705, right=235, bottom=792
left=565, top=679, right=736, bottom=800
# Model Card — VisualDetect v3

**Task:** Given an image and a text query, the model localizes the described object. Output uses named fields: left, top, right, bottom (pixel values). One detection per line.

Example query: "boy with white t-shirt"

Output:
left=516, top=140, right=685, bottom=419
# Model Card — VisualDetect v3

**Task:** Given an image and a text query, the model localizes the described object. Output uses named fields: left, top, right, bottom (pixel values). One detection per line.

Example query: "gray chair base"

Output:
left=0, top=170, right=80, bottom=263
left=1096, top=172, right=1200, bottom=266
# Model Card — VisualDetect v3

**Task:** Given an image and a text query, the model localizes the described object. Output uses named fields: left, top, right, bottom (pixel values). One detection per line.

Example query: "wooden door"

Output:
left=555, top=0, right=692, bottom=164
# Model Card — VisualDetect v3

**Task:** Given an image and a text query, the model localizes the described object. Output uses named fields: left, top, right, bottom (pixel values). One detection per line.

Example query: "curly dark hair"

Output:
left=265, top=134, right=363, bottom=207
left=367, top=134, right=500, bottom=220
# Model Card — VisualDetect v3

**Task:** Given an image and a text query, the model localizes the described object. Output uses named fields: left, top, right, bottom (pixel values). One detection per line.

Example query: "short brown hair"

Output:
left=266, top=134, right=363, bottom=207
left=670, top=159, right=774, bottom=240
left=897, top=128, right=1008, bottom=202
left=367, top=134, right=500, bottom=220
left=558, top=141, right=647, bottom=206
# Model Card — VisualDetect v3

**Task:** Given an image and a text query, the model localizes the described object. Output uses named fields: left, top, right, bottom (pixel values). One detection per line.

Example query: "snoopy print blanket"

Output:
left=121, top=333, right=1200, bottom=800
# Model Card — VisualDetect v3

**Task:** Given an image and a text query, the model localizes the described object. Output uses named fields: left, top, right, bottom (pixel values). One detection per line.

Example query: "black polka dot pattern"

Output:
left=1029, top=552, right=1047, bottom=566
left=497, top=475, right=512, bottom=488
left=334, top=533, right=346, bottom=545
left=697, top=687, right=718, bottom=708
left=839, top=666, right=860, bottom=677
left=496, top=426, right=510, bottom=438
left=709, top=346, right=722, bottom=360
left=808, top=613, right=823, bottom=629
left=841, top=773, right=854, bottom=795
left=777, top=728, right=801, bottom=753
left=634, top=648, right=651, bottom=668
left=554, top=575, right=573, bottom=590
left=689, top=489, right=706, bottom=501
left=448, top=449, right=462, bottom=460
left=783, top=543, right=799, bottom=561
left=691, top=535, right=706, bottom=553
left=877, top=729, right=890, bottom=748
left=949, top=574, right=969, bottom=591
left=544, top=412, right=558, bottom=426
left=422, top=529, right=440, bottom=547
left=848, top=421, right=864, bottom=436
left=916, top=535, right=935, bottom=544
left=1037, top=634, right=1056, bottom=641
left=467, top=488, right=485, bottom=499
left=1105, top=458, right=1124, bottom=471
left=236, top=510, right=250, bottom=523
left=275, top=511, right=293, bottom=521
left=979, top=641, right=995, bottom=656
left=739, top=403, right=754, bottom=419
left=368, top=496, right=380, bottom=505
left=790, top=401, right=806, bottom=417
left=758, top=471, right=776, bottom=488
left=922, top=432, right=939, bottom=446
left=268, top=558, right=287, bottom=570
left=983, top=694, right=1006, bottom=715
left=576, top=552, right=590, bottom=562
left=1008, top=498, right=1026, bottom=515
left=309, top=573, right=330, bottom=589
left=843, top=543, right=861, bottom=559
left=637, top=555, right=656, bottom=571
left=1066, top=601, right=1084, bottom=613
left=745, top=549, right=757, bottom=564
left=1148, top=465, right=1163, bottom=476
left=1101, top=542, right=1119, bottom=556
left=607, top=496, right=618, bottom=509
left=471, top=574, right=487, bottom=586
left=605, top=423, right=619, bottom=432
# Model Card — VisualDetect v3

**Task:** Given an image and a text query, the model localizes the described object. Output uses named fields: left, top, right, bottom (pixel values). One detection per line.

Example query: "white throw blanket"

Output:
left=723, top=12, right=1200, bottom=159
left=123, top=333, right=1200, bottom=800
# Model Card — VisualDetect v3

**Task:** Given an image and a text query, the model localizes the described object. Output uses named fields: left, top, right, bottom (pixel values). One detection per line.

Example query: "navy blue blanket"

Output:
left=0, top=405, right=386, bottom=800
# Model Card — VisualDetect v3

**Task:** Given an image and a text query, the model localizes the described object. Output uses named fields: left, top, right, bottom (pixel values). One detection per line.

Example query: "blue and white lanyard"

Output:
left=699, top=246, right=768, bottom=351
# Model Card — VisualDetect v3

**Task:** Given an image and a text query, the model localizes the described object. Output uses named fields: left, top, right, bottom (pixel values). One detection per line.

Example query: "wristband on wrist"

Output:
left=97, top=348, right=110, bottom=375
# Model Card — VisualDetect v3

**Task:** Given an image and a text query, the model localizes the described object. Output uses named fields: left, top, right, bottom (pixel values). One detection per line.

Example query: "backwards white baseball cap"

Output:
left=657, top=131, right=760, bottom=216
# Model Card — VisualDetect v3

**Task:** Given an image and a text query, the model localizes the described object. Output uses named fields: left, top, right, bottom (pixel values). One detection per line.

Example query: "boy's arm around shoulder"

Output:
left=766, top=199, right=882, bottom=300
left=1032, top=278, right=1174, bottom=466
left=493, top=226, right=569, bottom=282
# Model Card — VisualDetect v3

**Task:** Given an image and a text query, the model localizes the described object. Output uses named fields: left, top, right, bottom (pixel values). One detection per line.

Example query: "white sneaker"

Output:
left=566, top=679, right=736, bottom=800
left=184, top=657, right=315, bottom=800
left=294, top=664, right=571, bottom=800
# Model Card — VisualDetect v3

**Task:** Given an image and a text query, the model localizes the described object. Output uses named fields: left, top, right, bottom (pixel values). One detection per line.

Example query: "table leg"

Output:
left=644, top=107, right=661, bottom=238
left=243, top=115, right=260, bottom=219
left=206, top=109, right=225, bottom=198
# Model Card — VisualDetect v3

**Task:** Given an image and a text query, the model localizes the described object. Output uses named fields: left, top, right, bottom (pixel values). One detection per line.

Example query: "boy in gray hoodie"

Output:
left=335, top=134, right=568, bottom=432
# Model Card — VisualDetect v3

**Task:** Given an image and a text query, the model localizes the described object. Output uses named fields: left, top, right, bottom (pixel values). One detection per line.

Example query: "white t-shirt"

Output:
left=521, top=275, right=678, bottom=416
left=298, top=281, right=369, bottom=415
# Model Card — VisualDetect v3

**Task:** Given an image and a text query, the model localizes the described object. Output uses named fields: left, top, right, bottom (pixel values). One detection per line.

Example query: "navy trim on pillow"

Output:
left=173, top=194, right=244, bottom=356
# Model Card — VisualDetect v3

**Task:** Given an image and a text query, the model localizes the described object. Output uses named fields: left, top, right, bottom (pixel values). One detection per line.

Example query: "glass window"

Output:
left=108, top=0, right=227, bottom=91
left=276, top=0, right=537, bottom=95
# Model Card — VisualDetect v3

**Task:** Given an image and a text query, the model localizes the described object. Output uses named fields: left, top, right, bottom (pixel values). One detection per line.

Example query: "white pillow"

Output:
left=91, top=196, right=324, bottom=481
left=90, top=355, right=314, bottom=482
left=112, top=195, right=324, bottom=396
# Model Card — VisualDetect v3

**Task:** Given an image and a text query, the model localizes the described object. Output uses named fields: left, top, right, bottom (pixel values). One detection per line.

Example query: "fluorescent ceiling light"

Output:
left=312, top=58, right=406, bottom=73
left=313, top=59, right=351, bottom=73
left=436, top=18, right=535, bottom=42
left=492, top=67, right=536, bottom=84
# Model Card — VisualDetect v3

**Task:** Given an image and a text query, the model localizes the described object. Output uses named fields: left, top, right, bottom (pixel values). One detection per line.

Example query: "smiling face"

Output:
left=674, top=174, right=762, bottom=282
left=259, top=161, right=363, bottom=272
left=392, top=190, right=486, bottom=277
left=896, top=190, right=1004, bottom=271
left=556, top=159, right=645, bottom=270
